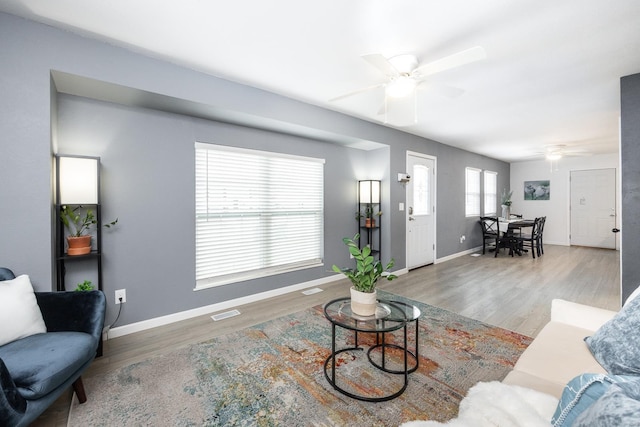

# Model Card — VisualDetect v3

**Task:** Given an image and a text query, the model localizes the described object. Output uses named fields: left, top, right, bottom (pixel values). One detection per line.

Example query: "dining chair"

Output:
left=479, top=217, right=499, bottom=254
left=537, top=216, right=546, bottom=255
left=515, top=217, right=543, bottom=258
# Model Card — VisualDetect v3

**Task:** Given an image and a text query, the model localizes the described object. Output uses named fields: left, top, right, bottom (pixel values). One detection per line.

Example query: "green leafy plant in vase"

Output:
left=500, top=189, right=513, bottom=219
left=332, top=233, right=397, bottom=316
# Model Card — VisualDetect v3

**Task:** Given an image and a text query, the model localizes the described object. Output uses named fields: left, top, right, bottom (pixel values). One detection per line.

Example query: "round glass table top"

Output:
left=323, top=297, right=417, bottom=333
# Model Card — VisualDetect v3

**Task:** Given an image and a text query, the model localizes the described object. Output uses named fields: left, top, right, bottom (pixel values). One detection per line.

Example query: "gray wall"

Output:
left=0, top=11, right=509, bottom=327
left=621, top=72, right=640, bottom=303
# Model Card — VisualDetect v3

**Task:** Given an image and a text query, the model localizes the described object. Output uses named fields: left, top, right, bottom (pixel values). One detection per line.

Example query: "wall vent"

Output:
left=211, top=309, right=241, bottom=322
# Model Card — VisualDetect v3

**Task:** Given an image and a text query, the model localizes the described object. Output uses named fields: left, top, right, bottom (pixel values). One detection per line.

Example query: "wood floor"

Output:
left=34, top=244, right=620, bottom=426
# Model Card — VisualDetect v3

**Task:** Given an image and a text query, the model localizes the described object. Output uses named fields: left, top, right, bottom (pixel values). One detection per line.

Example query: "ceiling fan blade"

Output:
left=362, top=54, right=399, bottom=77
left=329, top=82, right=385, bottom=102
left=416, top=46, right=486, bottom=78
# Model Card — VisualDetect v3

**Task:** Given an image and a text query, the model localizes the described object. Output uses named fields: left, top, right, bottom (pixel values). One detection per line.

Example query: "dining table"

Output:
left=497, top=218, right=535, bottom=256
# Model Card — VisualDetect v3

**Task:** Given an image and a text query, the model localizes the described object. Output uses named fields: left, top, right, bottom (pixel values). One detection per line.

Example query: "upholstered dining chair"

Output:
left=0, top=267, right=105, bottom=427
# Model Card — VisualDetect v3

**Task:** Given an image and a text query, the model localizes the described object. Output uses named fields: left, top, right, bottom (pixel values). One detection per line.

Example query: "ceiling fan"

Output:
left=542, top=145, right=591, bottom=160
left=330, top=46, right=487, bottom=125
left=536, top=145, right=591, bottom=171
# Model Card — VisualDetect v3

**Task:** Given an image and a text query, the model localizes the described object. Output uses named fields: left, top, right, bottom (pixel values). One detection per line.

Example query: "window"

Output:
left=412, top=164, right=430, bottom=215
left=195, top=142, right=324, bottom=289
left=465, top=167, right=481, bottom=217
left=483, top=171, right=498, bottom=216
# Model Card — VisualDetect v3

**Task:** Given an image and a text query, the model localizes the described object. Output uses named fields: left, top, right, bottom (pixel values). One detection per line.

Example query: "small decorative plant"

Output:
left=74, top=280, right=95, bottom=292
left=60, top=205, right=118, bottom=237
left=501, top=189, right=513, bottom=207
left=332, top=233, right=397, bottom=293
left=356, top=205, right=383, bottom=228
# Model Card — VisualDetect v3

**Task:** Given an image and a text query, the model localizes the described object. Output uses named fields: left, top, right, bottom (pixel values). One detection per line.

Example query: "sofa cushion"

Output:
left=0, top=331, right=95, bottom=399
left=0, top=274, right=47, bottom=346
left=511, top=321, right=607, bottom=388
left=573, top=378, right=640, bottom=426
left=585, top=295, right=640, bottom=375
left=502, top=370, right=567, bottom=398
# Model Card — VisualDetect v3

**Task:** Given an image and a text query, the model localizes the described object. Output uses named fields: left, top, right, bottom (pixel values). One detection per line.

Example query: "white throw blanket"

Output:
left=400, top=381, right=558, bottom=427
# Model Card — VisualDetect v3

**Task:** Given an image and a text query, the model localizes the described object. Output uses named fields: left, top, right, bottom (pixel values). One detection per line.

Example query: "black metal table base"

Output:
left=324, top=323, right=409, bottom=402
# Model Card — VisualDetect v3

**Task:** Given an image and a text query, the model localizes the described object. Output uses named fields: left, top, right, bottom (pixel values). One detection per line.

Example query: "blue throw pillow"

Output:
left=585, top=295, right=640, bottom=375
left=573, top=379, right=640, bottom=426
left=552, top=374, right=613, bottom=427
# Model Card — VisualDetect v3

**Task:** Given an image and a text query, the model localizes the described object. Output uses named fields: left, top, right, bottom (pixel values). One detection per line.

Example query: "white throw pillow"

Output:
left=0, top=274, right=47, bottom=346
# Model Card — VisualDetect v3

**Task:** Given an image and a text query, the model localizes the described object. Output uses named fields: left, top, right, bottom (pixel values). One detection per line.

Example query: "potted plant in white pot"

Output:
left=332, top=233, right=397, bottom=316
left=60, top=205, right=118, bottom=255
left=500, top=189, right=513, bottom=219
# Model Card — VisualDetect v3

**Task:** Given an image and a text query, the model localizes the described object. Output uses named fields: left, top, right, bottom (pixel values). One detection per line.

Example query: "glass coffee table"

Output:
left=323, top=297, right=421, bottom=402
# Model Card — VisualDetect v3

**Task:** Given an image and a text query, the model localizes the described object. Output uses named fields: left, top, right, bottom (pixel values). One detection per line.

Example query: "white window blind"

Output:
left=195, top=142, right=325, bottom=289
left=484, top=170, right=498, bottom=215
left=465, top=167, right=481, bottom=217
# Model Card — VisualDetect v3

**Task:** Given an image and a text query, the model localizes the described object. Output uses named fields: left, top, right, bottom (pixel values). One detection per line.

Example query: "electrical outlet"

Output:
left=115, top=289, right=126, bottom=304
left=460, top=235, right=466, bottom=243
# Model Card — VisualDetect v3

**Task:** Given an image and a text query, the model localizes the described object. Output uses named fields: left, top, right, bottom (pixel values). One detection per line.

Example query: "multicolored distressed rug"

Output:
left=68, top=291, right=531, bottom=426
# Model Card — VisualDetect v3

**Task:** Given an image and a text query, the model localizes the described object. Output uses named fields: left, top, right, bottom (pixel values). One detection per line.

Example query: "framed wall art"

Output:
left=524, top=180, right=550, bottom=200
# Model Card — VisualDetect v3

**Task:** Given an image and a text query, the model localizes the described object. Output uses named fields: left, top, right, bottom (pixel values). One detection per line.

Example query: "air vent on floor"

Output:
left=302, top=287, right=323, bottom=296
left=211, top=309, right=241, bottom=322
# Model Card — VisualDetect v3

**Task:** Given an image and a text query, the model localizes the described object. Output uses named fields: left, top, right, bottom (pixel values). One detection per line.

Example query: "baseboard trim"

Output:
left=107, top=268, right=408, bottom=339
left=435, top=246, right=483, bottom=263
left=107, top=274, right=342, bottom=339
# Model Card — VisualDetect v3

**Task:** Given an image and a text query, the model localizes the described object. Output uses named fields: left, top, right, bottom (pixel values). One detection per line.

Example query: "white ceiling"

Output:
left=2, top=0, right=640, bottom=162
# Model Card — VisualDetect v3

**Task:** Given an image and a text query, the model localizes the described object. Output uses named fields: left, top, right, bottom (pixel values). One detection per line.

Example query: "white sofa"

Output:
left=502, top=299, right=617, bottom=398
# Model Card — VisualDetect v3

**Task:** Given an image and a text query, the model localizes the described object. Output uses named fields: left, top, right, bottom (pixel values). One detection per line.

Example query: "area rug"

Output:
left=68, top=291, right=532, bottom=426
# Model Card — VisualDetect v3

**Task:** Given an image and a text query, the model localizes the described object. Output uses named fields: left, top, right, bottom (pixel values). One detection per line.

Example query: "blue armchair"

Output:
left=0, top=267, right=106, bottom=427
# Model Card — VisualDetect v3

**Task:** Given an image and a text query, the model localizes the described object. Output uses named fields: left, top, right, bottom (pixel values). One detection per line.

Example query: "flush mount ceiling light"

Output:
left=546, top=152, right=562, bottom=161
left=386, top=75, right=418, bottom=98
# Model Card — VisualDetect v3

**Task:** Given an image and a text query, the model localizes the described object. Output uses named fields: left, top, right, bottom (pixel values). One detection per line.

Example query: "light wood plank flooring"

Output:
left=33, top=244, right=620, bottom=426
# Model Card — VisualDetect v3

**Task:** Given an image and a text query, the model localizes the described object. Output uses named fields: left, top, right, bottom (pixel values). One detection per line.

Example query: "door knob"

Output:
left=612, top=228, right=620, bottom=233
left=409, top=217, right=415, bottom=221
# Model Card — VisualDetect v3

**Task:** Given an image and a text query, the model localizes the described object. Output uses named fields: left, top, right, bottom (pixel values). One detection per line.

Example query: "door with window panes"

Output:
left=406, top=152, right=435, bottom=269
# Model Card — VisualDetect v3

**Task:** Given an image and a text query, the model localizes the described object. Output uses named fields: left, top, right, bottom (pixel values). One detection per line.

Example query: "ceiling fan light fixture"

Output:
left=386, top=76, right=417, bottom=98
left=546, top=152, right=562, bottom=161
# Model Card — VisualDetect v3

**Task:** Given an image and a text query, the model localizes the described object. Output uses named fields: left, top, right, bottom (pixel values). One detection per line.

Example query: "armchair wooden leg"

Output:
left=73, top=377, right=87, bottom=404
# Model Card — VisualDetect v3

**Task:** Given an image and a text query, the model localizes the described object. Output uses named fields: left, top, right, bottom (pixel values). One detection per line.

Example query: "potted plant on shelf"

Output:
left=501, top=189, right=513, bottom=219
left=74, top=280, right=95, bottom=291
left=60, top=205, right=118, bottom=256
left=358, top=205, right=382, bottom=228
left=332, top=233, right=397, bottom=316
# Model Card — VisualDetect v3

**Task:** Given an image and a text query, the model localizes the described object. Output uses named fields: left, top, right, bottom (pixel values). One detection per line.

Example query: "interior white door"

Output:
left=570, top=168, right=616, bottom=249
left=406, top=153, right=435, bottom=269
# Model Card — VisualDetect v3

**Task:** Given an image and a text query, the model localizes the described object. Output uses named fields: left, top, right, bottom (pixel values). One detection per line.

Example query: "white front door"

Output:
left=570, top=168, right=616, bottom=249
left=406, top=152, right=436, bottom=269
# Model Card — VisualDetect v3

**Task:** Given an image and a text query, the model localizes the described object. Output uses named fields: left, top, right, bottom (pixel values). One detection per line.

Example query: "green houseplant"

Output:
left=500, top=189, right=513, bottom=219
left=356, top=205, right=383, bottom=228
left=60, top=205, right=118, bottom=255
left=332, top=233, right=397, bottom=315
left=74, top=280, right=95, bottom=292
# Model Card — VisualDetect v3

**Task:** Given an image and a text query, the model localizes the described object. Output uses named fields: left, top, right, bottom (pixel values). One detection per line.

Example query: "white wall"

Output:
left=510, top=153, right=620, bottom=247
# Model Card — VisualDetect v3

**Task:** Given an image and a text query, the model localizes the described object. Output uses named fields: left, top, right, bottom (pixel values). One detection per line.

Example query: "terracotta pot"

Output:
left=350, top=287, right=377, bottom=316
left=67, top=235, right=91, bottom=256
left=365, top=218, right=375, bottom=228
